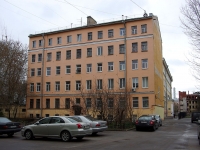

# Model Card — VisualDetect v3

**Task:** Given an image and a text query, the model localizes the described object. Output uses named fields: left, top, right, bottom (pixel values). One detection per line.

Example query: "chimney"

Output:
left=87, top=16, right=97, bottom=26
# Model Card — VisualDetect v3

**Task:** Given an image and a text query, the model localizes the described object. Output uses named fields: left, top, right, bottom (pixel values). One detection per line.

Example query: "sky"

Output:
left=0, top=0, right=196, bottom=98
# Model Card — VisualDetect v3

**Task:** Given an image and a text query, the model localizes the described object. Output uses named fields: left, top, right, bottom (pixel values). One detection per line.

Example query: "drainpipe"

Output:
left=41, top=33, right=45, bottom=118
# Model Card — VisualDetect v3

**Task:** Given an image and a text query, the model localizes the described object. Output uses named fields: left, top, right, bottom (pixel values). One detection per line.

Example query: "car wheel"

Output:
left=92, top=132, right=98, bottom=135
left=136, top=127, right=139, bottom=131
left=152, top=126, right=156, bottom=131
left=199, top=139, right=200, bottom=145
left=76, top=136, right=84, bottom=140
left=61, top=131, right=71, bottom=142
left=7, top=133, right=14, bottom=137
left=25, top=130, right=33, bottom=140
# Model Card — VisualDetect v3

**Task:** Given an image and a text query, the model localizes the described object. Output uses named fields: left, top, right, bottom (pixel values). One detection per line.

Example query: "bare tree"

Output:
left=180, top=0, right=200, bottom=81
left=0, top=36, right=28, bottom=118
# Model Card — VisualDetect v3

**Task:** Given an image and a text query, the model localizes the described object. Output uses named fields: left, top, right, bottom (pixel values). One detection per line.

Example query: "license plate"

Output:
left=84, top=125, right=89, bottom=129
left=141, top=122, right=147, bottom=123
left=10, top=126, right=16, bottom=128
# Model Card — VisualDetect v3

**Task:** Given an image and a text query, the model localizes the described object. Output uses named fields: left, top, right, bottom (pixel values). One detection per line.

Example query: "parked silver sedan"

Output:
left=68, top=116, right=107, bottom=135
left=21, top=116, right=92, bottom=141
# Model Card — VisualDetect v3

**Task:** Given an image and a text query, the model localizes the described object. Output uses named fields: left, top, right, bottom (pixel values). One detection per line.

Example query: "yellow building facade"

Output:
left=27, top=15, right=164, bottom=119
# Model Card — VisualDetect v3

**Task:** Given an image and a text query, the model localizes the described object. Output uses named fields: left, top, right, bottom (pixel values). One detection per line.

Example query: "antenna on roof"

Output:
left=143, top=11, right=148, bottom=17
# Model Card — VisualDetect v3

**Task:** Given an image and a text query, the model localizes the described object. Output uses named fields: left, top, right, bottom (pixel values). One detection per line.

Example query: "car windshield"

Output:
left=66, top=117, right=78, bottom=123
left=0, top=117, right=12, bottom=123
left=138, top=116, right=152, bottom=120
left=84, top=116, right=97, bottom=121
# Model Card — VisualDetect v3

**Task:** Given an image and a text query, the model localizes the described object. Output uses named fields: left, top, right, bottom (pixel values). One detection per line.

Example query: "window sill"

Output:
left=142, top=68, right=148, bottom=70
left=132, top=51, right=138, bottom=53
left=142, top=87, right=148, bottom=89
left=132, top=69, right=138, bottom=70
left=141, top=50, right=148, bottom=52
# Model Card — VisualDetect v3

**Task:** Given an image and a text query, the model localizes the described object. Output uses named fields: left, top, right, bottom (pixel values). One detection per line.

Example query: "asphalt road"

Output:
left=0, top=118, right=199, bottom=150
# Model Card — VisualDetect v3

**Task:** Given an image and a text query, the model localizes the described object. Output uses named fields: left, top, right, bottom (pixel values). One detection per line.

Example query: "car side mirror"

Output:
left=35, top=122, right=40, bottom=125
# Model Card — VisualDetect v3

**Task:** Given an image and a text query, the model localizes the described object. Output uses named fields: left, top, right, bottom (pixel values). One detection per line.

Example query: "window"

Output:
left=77, top=49, right=81, bottom=58
left=120, top=98, right=125, bottom=108
left=66, top=81, right=70, bottom=90
left=108, top=98, right=113, bottom=108
left=119, top=61, right=125, bottom=70
left=46, top=82, right=50, bottom=91
left=32, top=41, right=36, bottom=48
left=97, top=46, right=103, bottom=56
left=143, top=97, right=149, bottom=107
left=76, top=81, right=81, bottom=90
left=56, top=51, right=61, bottom=61
left=141, top=42, right=148, bottom=51
left=119, top=78, right=125, bottom=89
left=131, top=26, right=137, bottom=34
left=108, top=46, right=114, bottom=55
left=48, top=38, right=52, bottom=46
left=77, top=34, right=82, bottom=42
left=22, top=109, right=26, bottom=112
left=97, top=79, right=102, bottom=90
left=39, top=40, right=43, bottom=47
left=47, top=53, right=52, bottom=61
left=108, top=62, right=114, bottom=71
left=37, top=68, right=41, bottom=76
left=65, top=98, right=70, bottom=109
left=98, top=31, right=103, bottom=39
left=86, top=98, right=91, bottom=108
left=55, top=81, right=60, bottom=91
left=46, top=114, right=49, bottom=117
left=96, top=98, right=102, bottom=108
left=66, top=50, right=71, bottom=59
left=119, top=44, right=125, bottom=54
left=76, top=65, right=81, bottom=74
left=87, top=64, right=92, bottom=73
left=30, top=99, right=34, bottom=108
left=120, top=28, right=125, bottom=36
left=57, top=37, right=62, bottom=44
left=67, top=35, right=72, bottom=43
left=88, top=32, right=92, bottom=40
left=36, top=99, right=40, bottom=109
left=133, top=97, right=138, bottom=108
left=55, top=99, right=60, bottom=108
left=132, top=60, right=138, bottom=70
left=97, top=63, right=102, bottom=72
left=30, top=83, right=34, bottom=92
left=32, top=55, right=35, bottom=62
left=142, top=77, right=148, bottom=88
left=87, top=48, right=92, bottom=57
left=142, top=59, right=148, bottom=69
left=141, top=24, right=147, bottom=33
left=56, top=66, right=60, bottom=75
left=36, top=83, right=41, bottom=92
left=108, top=79, right=114, bottom=89
left=66, top=65, right=71, bottom=74
left=30, top=114, right=33, bottom=118
left=76, top=98, right=80, bottom=104
left=38, top=54, right=42, bottom=62
left=132, top=43, right=138, bottom=52
left=86, top=80, right=92, bottom=90
left=46, top=67, right=51, bottom=76
left=132, top=77, right=138, bottom=88
left=31, top=68, right=35, bottom=76
left=108, top=29, right=114, bottom=38
left=46, top=99, right=50, bottom=108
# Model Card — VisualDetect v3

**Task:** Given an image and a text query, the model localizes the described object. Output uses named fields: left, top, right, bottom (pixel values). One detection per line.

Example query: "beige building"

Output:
left=27, top=14, right=164, bottom=119
left=163, top=58, right=173, bottom=117
left=1, top=105, right=26, bottom=118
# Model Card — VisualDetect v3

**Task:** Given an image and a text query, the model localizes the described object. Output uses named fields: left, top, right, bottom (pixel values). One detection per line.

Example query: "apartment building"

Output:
left=163, top=58, right=173, bottom=117
left=27, top=14, right=164, bottom=119
left=186, top=92, right=200, bottom=114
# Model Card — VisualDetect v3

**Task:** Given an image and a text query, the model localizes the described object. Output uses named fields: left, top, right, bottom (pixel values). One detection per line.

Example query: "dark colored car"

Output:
left=191, top=112, right=200, bottom=123
left=0, top=117, right=21, bottom=137
left=135, top=115, right=159, bottom=131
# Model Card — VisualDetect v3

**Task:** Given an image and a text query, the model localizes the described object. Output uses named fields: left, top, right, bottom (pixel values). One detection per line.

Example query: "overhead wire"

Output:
left=130, top=0, right=146, bottom=12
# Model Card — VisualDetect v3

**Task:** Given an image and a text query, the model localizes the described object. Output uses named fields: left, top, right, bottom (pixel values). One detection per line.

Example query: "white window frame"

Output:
left=55, top=81, right=60, bottom=91
left=76, top=65, right=81, bottom=74
left=108, top=62, right=114, bottom=71
left=86, top=80, right=92, bottom=90
left=108, top=29, right=114, bottom=37
left=133, top=97, right=139, bottom=108
left=47, top=53, right=52, bottom=61
left=108, top=79, right=114, bottom=89
left=38, top=54, right=42, bottom=62
left=39, top=40, right=43, bottom=47
left=77, top=34, right=82, bottom=42
left=31, top=54, right=35, bottom=62
left=132, top=77, right=138, bottom=88
left=30, top=83, right=34, bottom=92
left=65, top=81, right=70, bottom=91
left=141, top=42, right=148, bottom=51
left=97, top=63, right=102, bottom=72
left=31, top=68, right=35, bottom=76
left=37, top=68, right=41, bottom=76
left=142, top=77, right=148, bottom=88
left=46, top=82, right=50, bottom=91
left=132, top=43, right=138, bottom=52
left=97, top=79, right=102, bottom=90
left=142, top=59, right=148, bottom=69
left=56, top=66, right=60, bottom=75
left=132, top=26, right=137, bottom=34
left=142, top=97, right=149, bottom=108
left=66, top=50, right=71, bottom=59
left=141, top=24, right=147, bottom=33
left=87, top=48, right=92, bottom=57
left=132, top=60, right=138, bottom=70
left=67, top=35, right=72, bottom=43
left=57, top=37, right=62, bottom=44
left=46, top=67, right=51, bottom=76
left=108, top=46, right=114, bottom=55
left=87, top=64, right=92, bottom=73
left=66, top=65, right=71, bottom=74
left=86, top=98, right=91, bottom=108
left=76, top=81, right=81, bottom=90
left=119, top=61, right=125, bottom=70
left=56, top=51, right=61, bottom=61
left=32, top=41, right=36, bottom=48
left=97, top=46, right=103, bottom=56
left=119, top=44, right=125, bottom=54
left=120, top=28, right=125, bottom=36
left=119, top=78, right=125, bottom=89
left=48, top=38, right=52, bottom=46
left=36, top=83, right=41, bottom=92
left=98, top=31, right=103, bottom=39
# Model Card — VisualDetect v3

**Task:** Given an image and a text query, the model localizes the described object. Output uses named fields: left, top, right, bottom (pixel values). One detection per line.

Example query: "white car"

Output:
left=21, top=116, right=92, bottom=141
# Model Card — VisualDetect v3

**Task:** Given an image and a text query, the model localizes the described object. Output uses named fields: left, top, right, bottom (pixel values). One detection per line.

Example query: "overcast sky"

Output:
left=0, top=0, right=196, bottom=98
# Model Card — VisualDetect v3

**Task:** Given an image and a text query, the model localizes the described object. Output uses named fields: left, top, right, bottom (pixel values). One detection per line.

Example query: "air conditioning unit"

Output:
left=132, top=88, right=136, bottom=92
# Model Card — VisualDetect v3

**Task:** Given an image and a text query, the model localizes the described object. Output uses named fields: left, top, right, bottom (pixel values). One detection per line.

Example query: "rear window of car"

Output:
left=85, top=116, right=97, bottom=121
left=138, top=116, right=152, bottom=120
left=68, top=117, right=82, bottom=122
left=0, top=117, right=11, bottom=123
left=66, top=117, right=78, bottom=123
